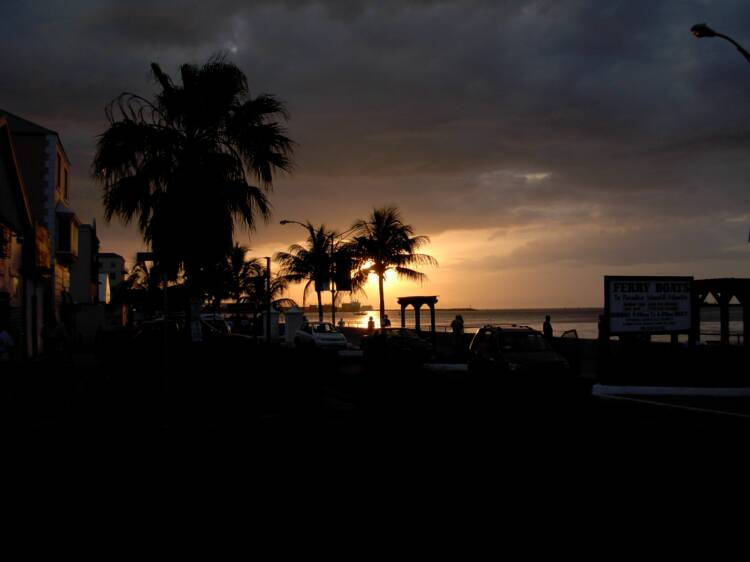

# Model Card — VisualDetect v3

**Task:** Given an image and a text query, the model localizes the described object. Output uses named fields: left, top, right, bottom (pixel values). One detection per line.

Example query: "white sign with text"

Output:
left=606, top=277, right=692, bottom=334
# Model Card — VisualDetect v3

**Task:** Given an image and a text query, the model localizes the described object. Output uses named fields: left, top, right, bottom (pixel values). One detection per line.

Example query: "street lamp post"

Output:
left=691, top=23, right=750, bottom=65
left=265, top=256, right=271, bottom=344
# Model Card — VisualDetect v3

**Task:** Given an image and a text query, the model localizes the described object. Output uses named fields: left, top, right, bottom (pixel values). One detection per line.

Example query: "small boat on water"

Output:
left=343, top=300, right=373, bottom=315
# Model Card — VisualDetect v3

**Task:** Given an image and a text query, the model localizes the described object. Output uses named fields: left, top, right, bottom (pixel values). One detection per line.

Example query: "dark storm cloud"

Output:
left=1, top=0, right=750, bottom=268
left=459, top=219, right=750, bottom=270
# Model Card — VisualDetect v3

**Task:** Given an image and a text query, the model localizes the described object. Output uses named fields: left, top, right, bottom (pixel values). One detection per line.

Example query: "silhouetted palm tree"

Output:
left=244, top=269, right=291, bottom=311
left=92, top=57, right=294, bottom=292
left=352, top=206, right=436, bottom=326
left=275, top=222, right=335, bottom=322
left=225, top=244, right=263, bottom=304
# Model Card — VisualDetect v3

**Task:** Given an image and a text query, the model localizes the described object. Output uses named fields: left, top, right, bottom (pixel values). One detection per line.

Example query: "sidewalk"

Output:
left=593, top=384, right=750, bottom=418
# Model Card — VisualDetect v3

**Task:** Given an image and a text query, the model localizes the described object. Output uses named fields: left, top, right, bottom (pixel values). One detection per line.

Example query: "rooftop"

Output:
left=98, top=252, right=125, bottom=260
left=0, top=108, right=57, bottom=135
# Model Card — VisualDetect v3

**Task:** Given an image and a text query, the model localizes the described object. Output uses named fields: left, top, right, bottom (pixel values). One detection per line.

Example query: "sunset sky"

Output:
left=3, top=1, right=750, bottom=308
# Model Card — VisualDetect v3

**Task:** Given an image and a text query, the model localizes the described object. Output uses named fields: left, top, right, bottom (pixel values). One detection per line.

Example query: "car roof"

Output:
left=480, top=324, right=538, bottom=333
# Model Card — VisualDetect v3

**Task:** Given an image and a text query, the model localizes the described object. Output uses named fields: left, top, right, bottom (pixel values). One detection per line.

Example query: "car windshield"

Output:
left=313, top=323, right=337, bottom=333
left=498, top=332, right=550, bottom=352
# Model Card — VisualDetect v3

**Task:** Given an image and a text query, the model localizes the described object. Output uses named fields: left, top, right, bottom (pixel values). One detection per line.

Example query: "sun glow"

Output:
left=364, top=269, right=398, bottom=292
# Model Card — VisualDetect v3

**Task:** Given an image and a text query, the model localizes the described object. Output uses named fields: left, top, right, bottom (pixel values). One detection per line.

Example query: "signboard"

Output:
left=334, top=256, right=352, bottom=291
left=604, top=276, right=693, bottom=334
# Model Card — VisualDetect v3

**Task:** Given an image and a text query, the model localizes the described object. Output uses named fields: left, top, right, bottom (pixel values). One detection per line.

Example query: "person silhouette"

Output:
left=543, top=314, right=553, bottom=339
left=367, top=316, right=375, bottom=333
left=382, top=314, right=391, bottom=328
left=450, top=314, right=465, bottom=354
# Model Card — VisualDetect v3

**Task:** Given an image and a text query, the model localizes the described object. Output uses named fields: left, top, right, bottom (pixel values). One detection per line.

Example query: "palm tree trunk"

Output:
left=378, top=274, right=385, bottom=328
left=317, top=290, right=323, bottom=323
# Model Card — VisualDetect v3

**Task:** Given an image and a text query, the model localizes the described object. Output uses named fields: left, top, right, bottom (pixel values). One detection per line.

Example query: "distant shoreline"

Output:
left=304, top=306, right=604, bottom=313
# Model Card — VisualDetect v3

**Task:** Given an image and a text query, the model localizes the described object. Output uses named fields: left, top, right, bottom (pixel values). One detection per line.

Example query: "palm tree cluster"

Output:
left=223, top=244, right=291, bottom=311
left=275, top=206, right=436, bottom=326
left=274, top=222, right=335, bottom=322
left=95, top=58, right=435, bottom=320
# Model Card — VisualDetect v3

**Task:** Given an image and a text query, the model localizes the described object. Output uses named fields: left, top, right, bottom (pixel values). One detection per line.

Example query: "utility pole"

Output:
left=265, top=256, right=271, bottom=344
left=330, top=235, right=337, bottom=327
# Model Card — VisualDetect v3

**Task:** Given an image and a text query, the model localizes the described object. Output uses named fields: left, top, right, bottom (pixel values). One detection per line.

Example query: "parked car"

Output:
left=200, top=313, right=232, bottom=335
left=131, top=317, right=187, bottom=360
left=294, top=322, right=348, bottom=350
left=467, top=325, right=572, bottom=381
left=360, top=328, right=433, bottom=365
left=133, top=317, right=185, bottom=341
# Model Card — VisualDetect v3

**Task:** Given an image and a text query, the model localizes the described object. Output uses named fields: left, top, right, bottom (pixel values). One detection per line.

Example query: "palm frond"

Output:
left=395, top=267, right=428, bottom=284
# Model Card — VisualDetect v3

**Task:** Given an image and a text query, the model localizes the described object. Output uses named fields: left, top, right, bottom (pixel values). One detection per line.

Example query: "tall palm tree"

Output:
left=352, top=206, right=437, bottom=326
left=274, top=222, right=335, bottom=322
left=92, top=56, right=294, bottom=293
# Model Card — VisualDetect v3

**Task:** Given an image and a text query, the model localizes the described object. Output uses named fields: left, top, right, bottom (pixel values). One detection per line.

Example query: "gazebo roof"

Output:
left=694, top=278, right=750, bottom=304
left=397, top=295, right=438, bottom=306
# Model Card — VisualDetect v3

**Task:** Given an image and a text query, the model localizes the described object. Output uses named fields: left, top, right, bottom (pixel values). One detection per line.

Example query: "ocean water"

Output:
left=331, top=307, right=745, bottom=343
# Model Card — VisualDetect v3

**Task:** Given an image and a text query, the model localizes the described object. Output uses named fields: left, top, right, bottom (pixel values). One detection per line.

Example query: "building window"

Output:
left=11, top=275, right=20, bottom=298
left=0, top=227, right=9, bottom=258
left=57, top=217, right=71, bottom=252
left=56, top=154, right=69, bottom=200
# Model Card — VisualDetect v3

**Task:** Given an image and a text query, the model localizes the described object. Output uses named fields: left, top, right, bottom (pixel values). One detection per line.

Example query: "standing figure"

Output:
left=543, top=314, right=553, bottom=340
left=382, top=314, right=391, bottom=328
left=450, top=314, right=465, bottom=355
left=367, top=316, right=375, bottom=334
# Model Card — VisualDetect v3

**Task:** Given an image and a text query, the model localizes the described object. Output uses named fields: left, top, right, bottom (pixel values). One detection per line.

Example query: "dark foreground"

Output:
left=4, top=339, right=749, bottom=448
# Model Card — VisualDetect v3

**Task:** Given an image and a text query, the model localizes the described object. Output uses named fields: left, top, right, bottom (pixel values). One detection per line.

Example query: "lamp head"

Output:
left=691, top=23, right=717, bottom=38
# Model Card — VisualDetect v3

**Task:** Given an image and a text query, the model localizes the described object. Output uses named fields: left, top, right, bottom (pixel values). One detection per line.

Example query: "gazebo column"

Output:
left=429, top=304, right=436, bottom=347
left=414, top=305, right=421, bottom=332
left=401, top=304, right=406, bottom=328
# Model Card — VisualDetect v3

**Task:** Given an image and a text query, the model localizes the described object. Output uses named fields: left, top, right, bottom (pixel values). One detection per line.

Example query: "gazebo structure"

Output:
left=693, top=278, right=750, bottom=346
left=397, top=295, right=438, bottom=344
